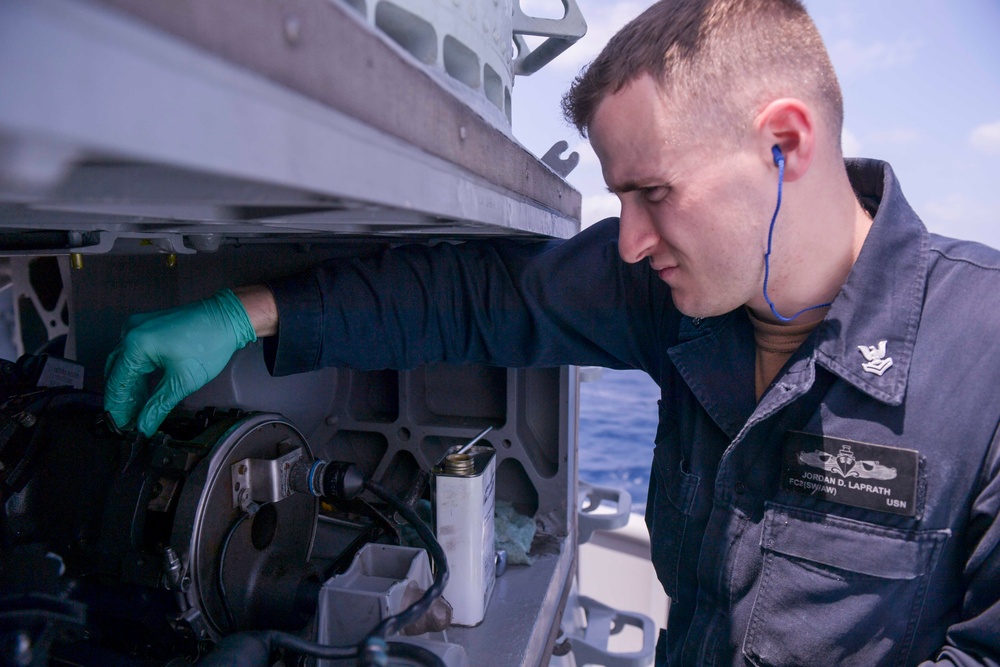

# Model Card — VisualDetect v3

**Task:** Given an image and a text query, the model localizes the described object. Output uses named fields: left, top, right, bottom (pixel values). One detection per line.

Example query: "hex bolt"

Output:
left=495, top=549, right=508, bottom=577
left=283, top=15, right=301, bottom=45
left=163, top=547, right=183, bottom=590
left=12, top=632, right=31, bottom=665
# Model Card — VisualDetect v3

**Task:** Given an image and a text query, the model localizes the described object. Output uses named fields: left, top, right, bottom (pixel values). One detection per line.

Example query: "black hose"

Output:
left=387, top=640, right=448, bottom=667
left=217, top=511, right=250, bottom=631
left=199, top=632, right=448, bottom=667
left=197, top=630, right=357, bottom=666
left=205, top=473, right=450, bottom=666
left=362, top=478, right=449, bottom=639
left=196, top=631, right=271, bottom=667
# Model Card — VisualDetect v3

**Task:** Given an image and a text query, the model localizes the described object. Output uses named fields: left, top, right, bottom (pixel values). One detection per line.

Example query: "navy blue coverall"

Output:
left=264, top=159, right=1000, bottom=666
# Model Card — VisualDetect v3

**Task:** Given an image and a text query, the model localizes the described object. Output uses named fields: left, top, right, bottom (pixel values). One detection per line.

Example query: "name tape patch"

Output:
left=782, top=432, right=919, bottom=517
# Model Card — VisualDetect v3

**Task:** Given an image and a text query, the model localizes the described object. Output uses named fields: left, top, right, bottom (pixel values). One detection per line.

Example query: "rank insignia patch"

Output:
left=858, top=340, right=894, bottom=376
left=782, top=432, right=919, bottom=517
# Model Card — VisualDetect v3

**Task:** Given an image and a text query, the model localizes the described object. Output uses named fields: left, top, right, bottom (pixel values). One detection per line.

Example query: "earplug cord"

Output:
left=762, top=145, right=832, bottom=322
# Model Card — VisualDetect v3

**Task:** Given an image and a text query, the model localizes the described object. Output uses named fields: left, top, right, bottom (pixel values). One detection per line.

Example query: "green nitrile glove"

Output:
left=104, top=289, right=257, bottom=437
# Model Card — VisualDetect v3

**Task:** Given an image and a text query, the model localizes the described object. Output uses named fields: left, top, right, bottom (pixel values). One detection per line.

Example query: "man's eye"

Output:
left=643, top=186, right=669, bottom=203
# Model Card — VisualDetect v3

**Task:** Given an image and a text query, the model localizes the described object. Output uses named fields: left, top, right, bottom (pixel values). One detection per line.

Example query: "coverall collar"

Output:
left=813, top=158, right=929, bottom=406
left=669, top=159, right=929, bottom=438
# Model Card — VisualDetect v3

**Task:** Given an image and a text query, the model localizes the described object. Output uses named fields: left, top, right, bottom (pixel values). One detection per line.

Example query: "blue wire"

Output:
left=762, top=147, right=832, bottom=322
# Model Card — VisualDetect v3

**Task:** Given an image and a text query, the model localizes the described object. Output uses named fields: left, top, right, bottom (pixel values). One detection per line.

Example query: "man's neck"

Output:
left=748, top=166, right=873, bottom=326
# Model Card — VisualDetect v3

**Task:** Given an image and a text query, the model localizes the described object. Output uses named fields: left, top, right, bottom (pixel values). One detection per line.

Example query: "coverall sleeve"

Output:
left=262, top=218, right=676, bottom=377
left=921, top=426, right=1000, bottom=666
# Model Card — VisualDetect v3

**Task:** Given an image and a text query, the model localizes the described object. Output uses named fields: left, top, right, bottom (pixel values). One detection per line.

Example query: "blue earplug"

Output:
left=762, top=144, right=833, bottom=322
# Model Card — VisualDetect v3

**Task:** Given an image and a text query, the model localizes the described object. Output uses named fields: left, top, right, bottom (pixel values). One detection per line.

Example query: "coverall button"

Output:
left=734, top=482, right=747, bottom=495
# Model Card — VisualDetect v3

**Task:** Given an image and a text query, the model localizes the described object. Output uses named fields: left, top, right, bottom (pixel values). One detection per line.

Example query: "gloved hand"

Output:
left=104, top=289, right=257, bottom=437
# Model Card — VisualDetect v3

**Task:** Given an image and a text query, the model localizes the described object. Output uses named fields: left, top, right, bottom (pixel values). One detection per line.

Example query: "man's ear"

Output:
left=754, top=98, right=815, bottom=182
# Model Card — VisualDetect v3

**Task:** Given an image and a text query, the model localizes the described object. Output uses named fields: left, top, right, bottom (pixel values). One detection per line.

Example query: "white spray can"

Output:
left=432, top=443, right=497, bottom=626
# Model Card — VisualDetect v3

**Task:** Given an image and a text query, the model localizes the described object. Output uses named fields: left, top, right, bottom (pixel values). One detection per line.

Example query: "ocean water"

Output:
left=578, top=368, right=661, bottom=515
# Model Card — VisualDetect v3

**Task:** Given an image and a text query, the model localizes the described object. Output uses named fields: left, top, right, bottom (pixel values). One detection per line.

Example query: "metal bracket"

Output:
left=0, top=231, right=204, bottom=257
left=568, top=595, right=656, bottom=667
left=512, top=0, right=587, bottom=76
left=230, top=446, right=304, bottom=512
left=173, top=606, right=211, bottom=640
left=578, top=480, right=632, bottom=544
left=541, top=141, right=580, bottom=179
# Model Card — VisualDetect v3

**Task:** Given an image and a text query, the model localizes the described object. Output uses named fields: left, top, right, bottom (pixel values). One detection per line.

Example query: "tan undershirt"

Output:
left=747, top=308, right=821, bottom=402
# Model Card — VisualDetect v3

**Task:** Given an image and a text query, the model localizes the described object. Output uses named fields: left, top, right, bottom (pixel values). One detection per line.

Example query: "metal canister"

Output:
left=432, top=444, right=497, bottom=626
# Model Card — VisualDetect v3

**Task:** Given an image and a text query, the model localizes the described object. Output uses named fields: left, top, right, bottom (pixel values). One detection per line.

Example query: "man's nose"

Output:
left=618, top=202, right=659, bottom=264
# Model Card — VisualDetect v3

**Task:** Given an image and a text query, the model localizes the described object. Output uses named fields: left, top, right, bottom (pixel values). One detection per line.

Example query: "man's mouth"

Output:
left=651, top=261, right=679, bottom=282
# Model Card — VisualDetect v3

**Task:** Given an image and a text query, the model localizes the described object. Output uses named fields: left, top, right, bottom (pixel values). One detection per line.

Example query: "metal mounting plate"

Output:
left=0, top=0, right=581, bottom=255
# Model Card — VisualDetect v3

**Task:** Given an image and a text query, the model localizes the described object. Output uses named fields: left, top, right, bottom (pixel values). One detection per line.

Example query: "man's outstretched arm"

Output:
left=104, top=220, right=672, bottom=438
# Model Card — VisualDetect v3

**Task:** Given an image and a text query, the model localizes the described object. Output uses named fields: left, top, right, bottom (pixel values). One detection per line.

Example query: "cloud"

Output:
left=969, top=120, right=1000, bottom=155
left=518, top=0, right=567, bottom=19
left=870, top=127, right=921, bottom=145
left=922, top=193, right=971, bottom=224
left=841, top=128, right=862, bottom=157
left=840, top=126, right=918, bottom=155
left=581, top=192, right=619, bottom=228
left=566, top=140, right=612, bottom=209
left=920, top=192, right=1000, bottom=249
left=827, top=35, right=921, bottom=77
left=545, top=0, right=657, bottom=72
left=572, top=139, right=599, bottom=166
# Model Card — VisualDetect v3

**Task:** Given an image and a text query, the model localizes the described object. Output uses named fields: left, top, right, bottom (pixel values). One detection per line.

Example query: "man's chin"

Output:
left=672, top=295, right=739, bottom=320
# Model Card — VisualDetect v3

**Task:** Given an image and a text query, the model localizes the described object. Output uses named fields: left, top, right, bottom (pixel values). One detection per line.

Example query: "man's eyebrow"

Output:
left=606, top=180, right=670, bottom=195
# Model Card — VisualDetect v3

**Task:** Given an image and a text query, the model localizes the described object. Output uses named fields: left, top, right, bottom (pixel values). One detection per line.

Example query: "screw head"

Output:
left=12, top=632, right=31, bottom=664
left=283, top=15, right=301, bottom=45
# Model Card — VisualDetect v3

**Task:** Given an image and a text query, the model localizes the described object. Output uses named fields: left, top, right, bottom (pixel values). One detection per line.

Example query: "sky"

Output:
left=510, top=0, right=1000, bottom=249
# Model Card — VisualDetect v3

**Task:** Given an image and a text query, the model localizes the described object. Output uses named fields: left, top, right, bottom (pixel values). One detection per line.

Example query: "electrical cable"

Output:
left=762, top=145, right=833, bottom=322
left=362, top=478, right=450, bottom=640
left=387, top=640, right=447, bottom=667
left=217, top=511, right=250, bottom=631
left=206, top=472, right=449, bottom=666
left=200, top=630, right=358, bottom=665
left=204, top=631, right=441, bottom=666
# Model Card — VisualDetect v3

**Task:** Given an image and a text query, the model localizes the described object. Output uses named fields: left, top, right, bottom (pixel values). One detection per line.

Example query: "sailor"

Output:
left=105, top=1, right=1000, bottom=664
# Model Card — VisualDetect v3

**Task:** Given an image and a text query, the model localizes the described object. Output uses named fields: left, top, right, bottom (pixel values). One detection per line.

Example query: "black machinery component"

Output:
left=0, top=381, right=321, bottom=665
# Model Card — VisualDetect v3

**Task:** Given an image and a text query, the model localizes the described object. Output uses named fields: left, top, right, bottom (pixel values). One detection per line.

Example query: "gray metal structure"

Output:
left=0, top=0, right=582, bottom=251
left=0, top=0, right=596, bottom=664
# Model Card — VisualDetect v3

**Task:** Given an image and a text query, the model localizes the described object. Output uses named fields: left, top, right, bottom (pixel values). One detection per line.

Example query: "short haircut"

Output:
left=561, top=0, right=843, bottom=148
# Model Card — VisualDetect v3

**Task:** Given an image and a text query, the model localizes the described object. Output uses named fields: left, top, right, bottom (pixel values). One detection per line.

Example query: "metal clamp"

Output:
left=541, top=141, right=580, bottom=179
left=512, top=0, right=587, bottom=76
left=230, top=446, right=304, bottom=512
left=568, top=595, right=656, bottom=667
left=578, top=480, right=632, bottom=544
